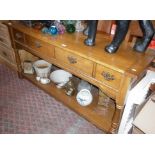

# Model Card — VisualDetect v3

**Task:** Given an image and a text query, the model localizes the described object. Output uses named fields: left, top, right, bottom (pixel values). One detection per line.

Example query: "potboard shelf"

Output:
left=22, top=73, right=115, bottom=132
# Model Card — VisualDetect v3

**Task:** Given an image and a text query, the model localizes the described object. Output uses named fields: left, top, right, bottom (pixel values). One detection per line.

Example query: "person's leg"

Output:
left=105, top=20, right=130, bottom=54
left=133, top=20, right=154, bottom=52
left=84, top=20, right=98, bottom=46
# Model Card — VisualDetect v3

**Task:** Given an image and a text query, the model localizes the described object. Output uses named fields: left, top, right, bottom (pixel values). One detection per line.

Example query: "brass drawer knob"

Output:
left=102, top=71, right=115, bottom=81
left=67, top=56, right=77, bottom=64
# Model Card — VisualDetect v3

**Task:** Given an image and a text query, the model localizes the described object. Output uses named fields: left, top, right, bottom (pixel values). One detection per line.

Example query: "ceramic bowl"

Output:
left=50, top=69, right=72, bottom=84
left=33, top=60, right=52, bottom=78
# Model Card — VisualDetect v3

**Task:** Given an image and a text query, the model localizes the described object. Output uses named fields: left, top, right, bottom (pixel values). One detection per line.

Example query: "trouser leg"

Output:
left=133, top=20, right=154, bottom=52
left=84, top=20, right=98, bottom=46
left=105, top=20, right=130, bottom=53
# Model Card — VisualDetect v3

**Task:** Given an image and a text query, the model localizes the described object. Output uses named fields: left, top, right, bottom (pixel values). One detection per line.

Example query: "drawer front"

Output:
left=25, top=35, right=55, bottom=59
left=55, top=47, right=94, bottom=76
left=13, top=28, right=25, bottom=43
left=0, top=44, right=16, bottom=64
left=0, top=23, right=10, bottom=37
left=95, top=64, right=122, bottom=89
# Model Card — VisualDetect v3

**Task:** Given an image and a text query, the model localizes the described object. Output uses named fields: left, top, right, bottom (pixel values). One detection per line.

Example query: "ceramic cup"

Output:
left=36, top=76, right=41, bottom=81
left=40, top=78, right=50, bottom=84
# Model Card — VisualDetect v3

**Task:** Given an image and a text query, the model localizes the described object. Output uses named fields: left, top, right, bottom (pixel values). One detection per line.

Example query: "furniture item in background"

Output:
left=132, top=93, right=155, bottom=134
left=118, top=70, right=155, bottom=134
left=0, top=22, right=17, bottom=70
left=97, top=20, right=114, bottom=34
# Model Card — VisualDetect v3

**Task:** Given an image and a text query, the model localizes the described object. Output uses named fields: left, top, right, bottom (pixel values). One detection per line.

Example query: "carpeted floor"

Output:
left=0, top=64, right=103, bottom=134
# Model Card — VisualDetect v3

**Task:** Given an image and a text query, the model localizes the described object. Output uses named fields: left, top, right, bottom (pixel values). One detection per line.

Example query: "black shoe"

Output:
left=105, top=44, right=119, bottom=54
left=84, top=38, right=95, bottom=46
left=133, top=38, right=154, bottom=53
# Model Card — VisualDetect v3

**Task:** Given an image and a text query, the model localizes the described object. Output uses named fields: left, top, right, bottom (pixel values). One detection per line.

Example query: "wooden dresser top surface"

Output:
left=9, top=21, right=155, bottom=77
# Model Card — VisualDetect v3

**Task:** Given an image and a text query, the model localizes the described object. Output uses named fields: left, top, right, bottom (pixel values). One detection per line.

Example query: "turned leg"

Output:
left=17, top=69, right=23, bottom=79
left=15, top=49, right=23, bottom=79
left=84, top=20, right=98, bottom=46
left=108, top=105, right=124, bottom=134
left=108, top=74, right=131, bottom=134
left=9, top=25, right=23, bottom=78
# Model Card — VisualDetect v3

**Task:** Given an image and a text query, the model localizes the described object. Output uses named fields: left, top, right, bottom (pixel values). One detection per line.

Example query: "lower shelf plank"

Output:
left=22, top=73, right=115, bottom=132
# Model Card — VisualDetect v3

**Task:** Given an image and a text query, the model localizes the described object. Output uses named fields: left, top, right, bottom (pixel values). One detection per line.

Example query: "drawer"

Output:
left=0, top=23, right=10, bottom=37
left=12, top=28, right=25, bottom=43
left=0, top=43, right=16, bottom=64
left=95, top=64, right=122, bottom=90
left=55, top=47, right=94, bottom=76
left=25, top=35, right=55, bottom=58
